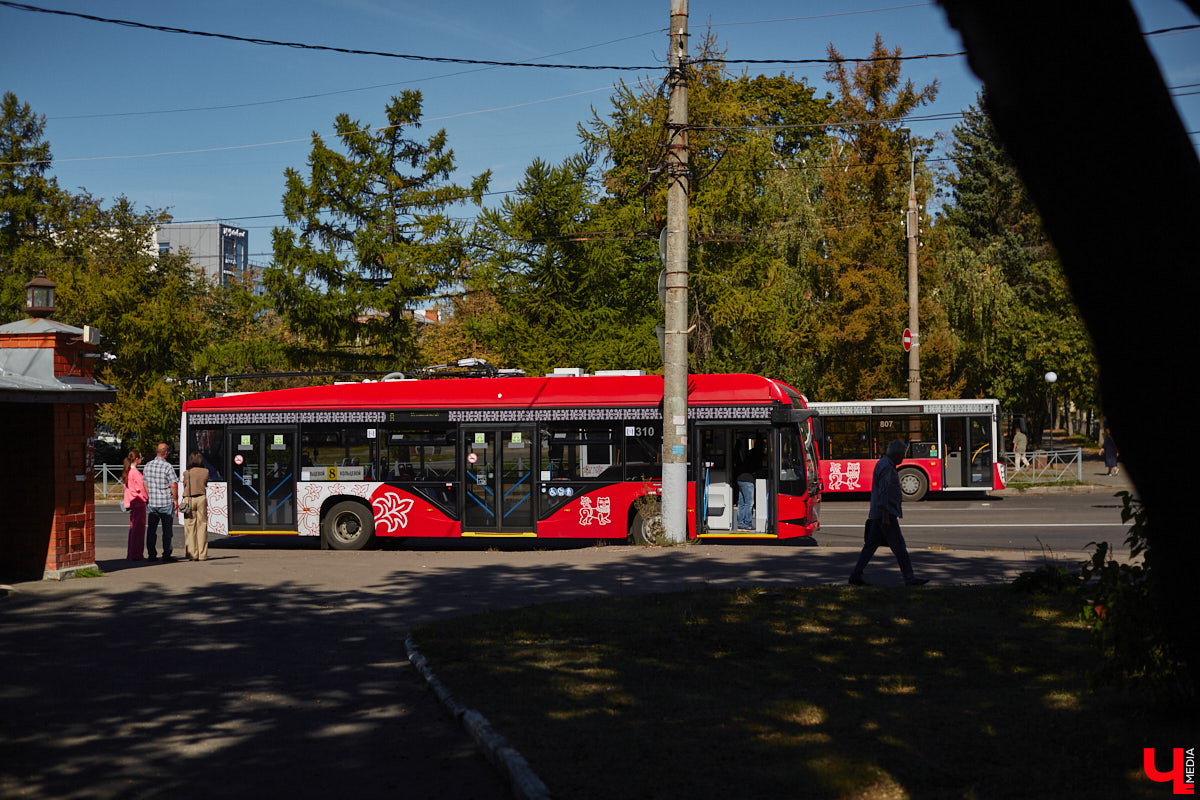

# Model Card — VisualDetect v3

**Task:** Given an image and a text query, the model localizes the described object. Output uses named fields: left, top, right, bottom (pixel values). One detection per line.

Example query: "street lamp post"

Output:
left=1044, top=371, right=1058, bottom=455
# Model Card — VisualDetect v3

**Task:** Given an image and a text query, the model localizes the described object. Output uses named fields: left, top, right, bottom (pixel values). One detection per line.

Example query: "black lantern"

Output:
left=24, top=273, right=56, bottom=318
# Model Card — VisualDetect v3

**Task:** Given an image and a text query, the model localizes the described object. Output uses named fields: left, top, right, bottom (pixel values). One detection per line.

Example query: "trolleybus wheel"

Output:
left=323, top=500, right=375, bottom=550
left=898, top=468, right=928, bottom=502
left=628, top=501, right=665, bottom=546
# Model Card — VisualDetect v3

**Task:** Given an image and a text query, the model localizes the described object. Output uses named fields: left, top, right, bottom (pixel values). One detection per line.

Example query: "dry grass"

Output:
left=413, top=585, right=1189, bottom=799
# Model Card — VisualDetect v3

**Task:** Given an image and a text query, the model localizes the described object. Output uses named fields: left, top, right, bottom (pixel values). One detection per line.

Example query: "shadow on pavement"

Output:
left=1, top=544, right=1052, bottom=799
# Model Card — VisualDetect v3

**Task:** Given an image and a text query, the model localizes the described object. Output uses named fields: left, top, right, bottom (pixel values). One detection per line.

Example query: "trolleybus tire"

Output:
left=323, top=500, right=375, bottom=551
left=628, top=501, right=665, bottom=545
left=898, top=468, right=928, bottom=502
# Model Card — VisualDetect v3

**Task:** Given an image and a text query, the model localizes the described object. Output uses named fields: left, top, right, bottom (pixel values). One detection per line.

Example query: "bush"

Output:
left=1076, top=492, right=1193, bottom=708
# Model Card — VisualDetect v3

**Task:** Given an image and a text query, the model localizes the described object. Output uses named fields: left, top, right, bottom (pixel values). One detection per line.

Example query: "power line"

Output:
left=6, top=0, right=1196, bottom=77
left=45, top=33, right=664, bottom=121
left=0, top=1, right=992, bottom=73
left=0, top=1, right=662, bottom=71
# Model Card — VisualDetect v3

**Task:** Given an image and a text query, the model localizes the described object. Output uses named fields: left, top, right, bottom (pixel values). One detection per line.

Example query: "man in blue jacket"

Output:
left=849, top=438, right=929, bottom=586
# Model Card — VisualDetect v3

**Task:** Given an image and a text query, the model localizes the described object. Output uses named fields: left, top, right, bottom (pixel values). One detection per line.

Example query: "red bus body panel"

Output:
left=819, top=459, right=942, bottom=494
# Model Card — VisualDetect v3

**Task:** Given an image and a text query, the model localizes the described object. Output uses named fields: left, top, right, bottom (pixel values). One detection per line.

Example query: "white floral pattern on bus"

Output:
left=370, top=488, right=415, bottom=534
left=206, top=483, right=228, bottom=535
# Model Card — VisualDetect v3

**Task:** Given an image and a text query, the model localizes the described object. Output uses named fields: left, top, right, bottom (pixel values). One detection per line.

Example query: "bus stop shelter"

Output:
left=0, top=316, right=116, bottom=581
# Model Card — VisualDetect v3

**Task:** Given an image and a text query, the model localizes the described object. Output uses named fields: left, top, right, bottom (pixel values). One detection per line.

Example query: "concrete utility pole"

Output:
left=661, top=0, right=689, bottom=543
left=901, top=127, right=921, bottom=401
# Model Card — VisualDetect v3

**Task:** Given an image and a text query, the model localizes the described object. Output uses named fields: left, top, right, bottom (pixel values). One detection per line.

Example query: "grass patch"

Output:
left=413, top=585, right=1188, bottom=799
left=72, top=567, right=104, bottom=578
left=1004, top=479, right=1085, bottom=491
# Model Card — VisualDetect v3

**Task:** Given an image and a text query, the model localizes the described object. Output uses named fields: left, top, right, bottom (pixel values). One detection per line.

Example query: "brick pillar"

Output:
left=42, top=403, right=98, bottom=579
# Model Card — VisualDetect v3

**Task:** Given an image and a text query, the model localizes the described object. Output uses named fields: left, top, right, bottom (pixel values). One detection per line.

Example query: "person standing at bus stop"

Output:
left=144, top=442, right=180, bottom=562
left=849, top=439, right=928, bottom=587
left=183, top=452, right=210, bottom=561
left=122, top=449, right=148, bottom=560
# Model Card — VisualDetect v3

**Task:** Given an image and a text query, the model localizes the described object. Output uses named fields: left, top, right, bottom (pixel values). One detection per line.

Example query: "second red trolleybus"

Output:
left=180, top=372, right=822, bottom=549
left=807, top=398, right=1006, bottom=501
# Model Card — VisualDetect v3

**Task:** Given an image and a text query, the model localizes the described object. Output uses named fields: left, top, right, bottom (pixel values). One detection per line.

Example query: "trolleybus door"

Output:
left=940, top=415, right=994, bottom=489
left=695, top=425, right=772, bottom=534
left=463, top=427, right=535, bottom=533
left=228, top=429, right=297, bottom=532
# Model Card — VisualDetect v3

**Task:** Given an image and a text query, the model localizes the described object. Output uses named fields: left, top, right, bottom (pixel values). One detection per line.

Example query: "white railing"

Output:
left=94, top=463, right=142, bottom=499
left=1004, top=447, right=1083, bottom=483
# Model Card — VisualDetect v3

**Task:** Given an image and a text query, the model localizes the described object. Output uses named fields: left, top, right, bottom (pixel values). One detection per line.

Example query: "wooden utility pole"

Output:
left=903, top=130, right=921, bottom=400
left=661, top=0, right=689, bottom=543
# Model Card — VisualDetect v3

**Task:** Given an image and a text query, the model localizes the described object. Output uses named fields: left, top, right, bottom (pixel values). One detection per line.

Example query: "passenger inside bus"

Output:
left=733, top=432, right=769, bottom=531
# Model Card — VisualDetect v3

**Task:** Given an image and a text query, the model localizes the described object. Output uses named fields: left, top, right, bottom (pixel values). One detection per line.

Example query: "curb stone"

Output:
left=406, top=635, right=553, bottom=800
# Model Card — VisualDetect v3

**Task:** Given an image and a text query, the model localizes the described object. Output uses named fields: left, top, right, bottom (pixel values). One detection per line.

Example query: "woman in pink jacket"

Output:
left=123, top=449, right=149, bottom=561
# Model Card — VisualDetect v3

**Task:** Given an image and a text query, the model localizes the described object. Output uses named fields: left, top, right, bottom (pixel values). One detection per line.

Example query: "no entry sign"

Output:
left=903, top=328, right=913, bottom=352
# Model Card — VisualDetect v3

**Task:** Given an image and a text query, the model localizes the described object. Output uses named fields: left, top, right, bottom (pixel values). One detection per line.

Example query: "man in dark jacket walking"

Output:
left=849, top=439, right=928, bottom=586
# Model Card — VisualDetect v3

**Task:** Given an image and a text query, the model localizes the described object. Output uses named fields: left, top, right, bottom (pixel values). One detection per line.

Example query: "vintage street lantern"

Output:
left=24, top=273, right=56, bottom=318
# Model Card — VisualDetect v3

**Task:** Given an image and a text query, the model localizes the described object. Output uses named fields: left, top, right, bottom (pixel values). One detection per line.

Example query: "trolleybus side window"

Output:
left=823, top=416, right=870, bottom=459
left=800, top=421, right=821, bottom=494
left=188, top=426, right=225, bottom=481
left=382, top=426, right=456, bottom=482
left=624, top=425, right=663, bottom=481
left=872, top=415, right=937, bottom=460
left=541, top=423, right=621, bottom=482
left=382, top=426, right=457, bottom=512
left=778, top=425, right=806, bottom=496
left=301, top=424, right=374, bottom=481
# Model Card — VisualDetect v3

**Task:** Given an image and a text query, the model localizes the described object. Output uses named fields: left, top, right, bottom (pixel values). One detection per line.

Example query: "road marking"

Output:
left=819, top=523, right=1126, bottom=528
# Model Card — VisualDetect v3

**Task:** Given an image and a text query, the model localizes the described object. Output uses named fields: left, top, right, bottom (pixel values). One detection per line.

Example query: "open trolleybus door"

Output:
left=462, top=426, right=536, bottom=536
left=695, top=424, right=774, bottom=538
left=228, top=428, right=298, bottom=533
left=940, top=414, right=996, bottom=489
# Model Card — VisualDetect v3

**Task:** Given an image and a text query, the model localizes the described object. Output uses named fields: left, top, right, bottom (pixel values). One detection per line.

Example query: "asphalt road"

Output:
left=3, top=487, right=1133, bottom=800
left=815, top=491, right=1133, bottom=553
left=90, top=489, right=1135, bottom=559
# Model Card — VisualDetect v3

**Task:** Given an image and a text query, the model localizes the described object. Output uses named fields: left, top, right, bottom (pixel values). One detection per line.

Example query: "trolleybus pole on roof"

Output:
left=662, top=0, right=690, bottom=544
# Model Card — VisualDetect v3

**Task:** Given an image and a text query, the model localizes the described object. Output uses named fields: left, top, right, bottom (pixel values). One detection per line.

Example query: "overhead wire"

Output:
left=0, top=1, right=978, bottom=71
left=4, top=0, right=1197, bottom=223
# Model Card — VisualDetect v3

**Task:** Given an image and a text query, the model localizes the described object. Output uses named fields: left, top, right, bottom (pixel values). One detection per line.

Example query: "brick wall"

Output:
left=42, top=403, right=97, bottom=576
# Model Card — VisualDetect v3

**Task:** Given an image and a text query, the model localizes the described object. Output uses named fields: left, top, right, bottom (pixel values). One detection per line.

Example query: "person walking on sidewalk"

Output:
left=1101, top=429, right=1120, bottom=476
left=849, top=439, right=928, bottom=587
left=182, top=452, right=209, bottom=561
left=1013, top=428, right=1029, bottom=470
left=122, top=449, right=148, bottom=560
left=144, top=442, right=179, bottom=562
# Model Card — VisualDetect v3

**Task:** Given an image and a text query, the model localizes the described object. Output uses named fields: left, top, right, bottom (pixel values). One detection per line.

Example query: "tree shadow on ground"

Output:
left=0, top=543, right=1152, bottom=799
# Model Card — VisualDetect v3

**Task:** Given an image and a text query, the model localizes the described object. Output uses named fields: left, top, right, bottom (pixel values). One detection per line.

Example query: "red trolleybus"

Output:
left=807, top=399, right=1006, bottom=501
left=180, top=372, right=822, bottom=549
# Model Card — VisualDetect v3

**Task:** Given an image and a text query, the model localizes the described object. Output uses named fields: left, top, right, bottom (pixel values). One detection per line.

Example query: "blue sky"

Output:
left=3, top=1, right=1198, bottom=264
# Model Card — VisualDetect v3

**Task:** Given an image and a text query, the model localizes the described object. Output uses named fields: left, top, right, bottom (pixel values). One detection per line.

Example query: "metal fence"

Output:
left=94, top=463, right=138, bottom=500
left=1003, top=447, right=1083, bottom=483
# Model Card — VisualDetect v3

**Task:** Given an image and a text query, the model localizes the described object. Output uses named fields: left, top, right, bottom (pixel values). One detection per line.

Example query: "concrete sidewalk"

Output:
left=1, top=537, right=1079, bottom=800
